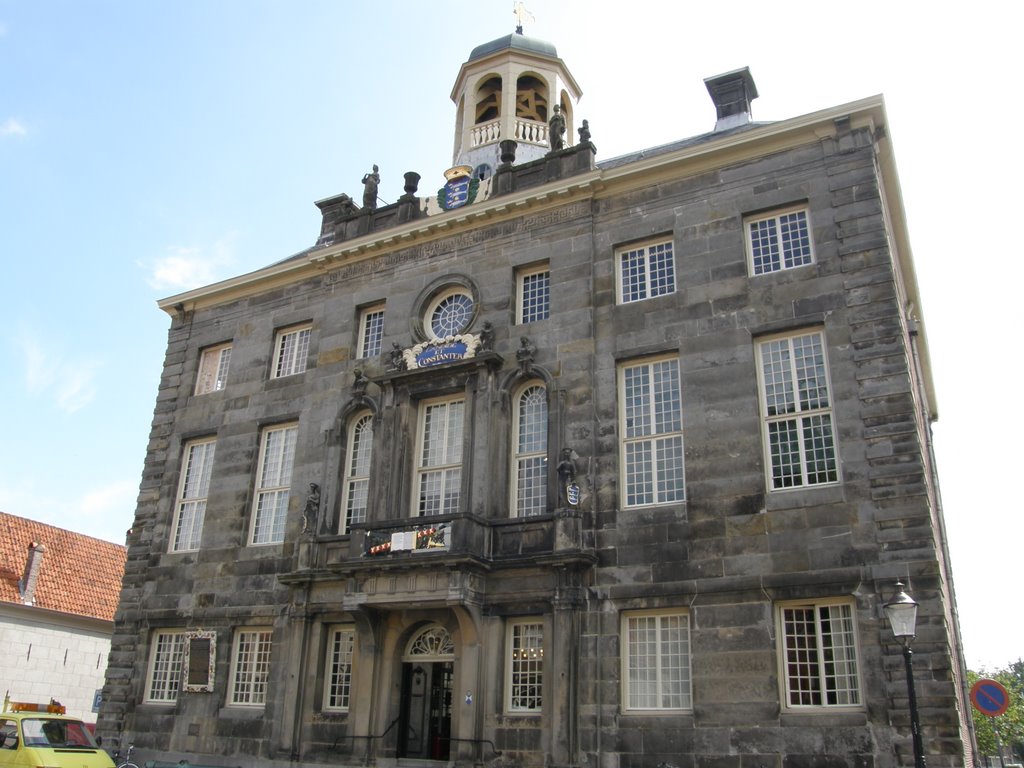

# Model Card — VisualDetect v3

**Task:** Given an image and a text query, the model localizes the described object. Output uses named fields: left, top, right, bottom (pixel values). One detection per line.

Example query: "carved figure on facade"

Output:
left=301, top=483, right=321, bottom=536
left=352, top=368, right=369, bottom=395
left=548, top=105, right=566, bottom=151
left=479, top=321, right=495, bottom=352
left=389, top=341, right=407, bottom=371
left=516, top=336, right=536, bottom=373
left=362, top=164, right=380, bottom=210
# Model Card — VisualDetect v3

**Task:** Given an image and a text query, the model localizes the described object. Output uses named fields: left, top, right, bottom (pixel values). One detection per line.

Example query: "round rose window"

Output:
left=428, top=290, right=474, bottom=338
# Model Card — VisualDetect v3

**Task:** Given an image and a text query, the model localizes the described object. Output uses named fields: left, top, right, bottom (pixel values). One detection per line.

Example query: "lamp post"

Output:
left=884, top=581, right=926, bottom=768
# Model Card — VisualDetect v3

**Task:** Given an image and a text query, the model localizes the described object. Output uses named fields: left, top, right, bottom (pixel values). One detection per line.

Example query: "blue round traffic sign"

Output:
left=970, top=678, right=1010, bottom=717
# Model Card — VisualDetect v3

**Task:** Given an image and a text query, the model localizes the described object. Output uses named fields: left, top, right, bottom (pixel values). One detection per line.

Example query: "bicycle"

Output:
left=114, top=742, right=140, bottom=768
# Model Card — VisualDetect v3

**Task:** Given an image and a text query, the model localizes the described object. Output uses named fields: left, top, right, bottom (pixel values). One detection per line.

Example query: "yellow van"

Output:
left=0, top=698, right=114, bottom=768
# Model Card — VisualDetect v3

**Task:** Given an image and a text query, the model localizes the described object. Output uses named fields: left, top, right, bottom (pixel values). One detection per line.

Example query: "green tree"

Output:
left=969, top=663, right=1024, bottom=762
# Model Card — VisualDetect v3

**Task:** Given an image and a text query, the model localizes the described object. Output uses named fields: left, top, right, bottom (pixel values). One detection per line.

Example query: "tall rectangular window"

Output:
left=622, top=611, right=691, bottom=711
left=513, top=383, right=548, bottom=516
left=229, top=629, right=272, bottom=707
left=747, top=207, right=813, bottom=275
left=757, top=330, right=839, bottom=490
left=341, top=413, right=373, bottom=532
left=357, top=305, right=386, bottom=358
left=779, top=600, right=861, bottom=708
left=517, top=265, right=550, bottom=324
left=250, top=423, right=298, bottom=545
left=195, top=343, right=232, bottom=394
left=619, top=357, right=685, bottom=507
left=145, top=630, right=187, bottom=703
left=272, top=325, right=311, bottom=378
left=170, top=438, right=216, bottom=552
left=324, top=627, right=355, bottom=711
left=618, top=240, right=675, bottom=304
left=507, top=620, right=544, bottom=713
left=415, top=397, right=464, bottom=516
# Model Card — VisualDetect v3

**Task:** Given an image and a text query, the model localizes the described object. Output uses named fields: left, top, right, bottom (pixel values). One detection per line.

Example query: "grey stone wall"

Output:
left=99, top=122, right=966, bottom=768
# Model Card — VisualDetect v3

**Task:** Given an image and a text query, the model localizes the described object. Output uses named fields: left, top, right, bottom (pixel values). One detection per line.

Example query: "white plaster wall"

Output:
left=0, top=613, right=112, bottom=722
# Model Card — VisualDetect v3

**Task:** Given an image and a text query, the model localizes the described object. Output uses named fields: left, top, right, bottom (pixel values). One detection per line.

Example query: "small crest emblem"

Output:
left=566, top=483, right=581, bottom=507
left=438, top=165, right=479, bottom=211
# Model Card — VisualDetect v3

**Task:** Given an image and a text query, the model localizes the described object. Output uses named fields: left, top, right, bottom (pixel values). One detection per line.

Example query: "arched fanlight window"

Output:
left=512, top=382, right=548, bottom=517
left=341, top=412, right=373, bottom=532
left=404, top=626, right=455, bottom=661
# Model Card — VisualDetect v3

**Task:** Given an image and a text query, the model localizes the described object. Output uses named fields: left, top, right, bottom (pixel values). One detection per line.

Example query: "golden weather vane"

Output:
left=513, top=1, right=535, bottom=34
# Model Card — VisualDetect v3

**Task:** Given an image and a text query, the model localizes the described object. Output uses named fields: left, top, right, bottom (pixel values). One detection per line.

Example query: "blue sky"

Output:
left=1, top=1, right=1019, bottom=672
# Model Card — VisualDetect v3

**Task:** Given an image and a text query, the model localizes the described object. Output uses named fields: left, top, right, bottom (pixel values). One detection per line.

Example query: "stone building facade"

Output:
left=99, top=31, right=971, bottom=768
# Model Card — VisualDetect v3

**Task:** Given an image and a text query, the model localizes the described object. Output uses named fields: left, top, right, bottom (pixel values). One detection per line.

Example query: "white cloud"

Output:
left=144, top=234, right=239, bottom=291
left=1, top=118, right=27, bottom=137
left=18, top=334, right=98, bottom=413
left=0, top=480, right=136, bottom=545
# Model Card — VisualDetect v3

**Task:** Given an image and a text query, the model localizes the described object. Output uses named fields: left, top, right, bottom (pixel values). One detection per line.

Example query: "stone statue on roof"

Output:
left=548, top=105, right=566, bottom=151
left=362, top=164, right=380, bottom=210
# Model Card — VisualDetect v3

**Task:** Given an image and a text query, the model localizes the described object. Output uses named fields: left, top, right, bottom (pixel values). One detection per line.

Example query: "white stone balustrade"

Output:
left=470, top=120, right=501, bottom=148
left=515, top=118, right=548, bottom=146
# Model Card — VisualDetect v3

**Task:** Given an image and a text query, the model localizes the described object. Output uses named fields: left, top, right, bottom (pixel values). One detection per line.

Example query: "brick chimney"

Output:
left=20, top=541, right=46, bottom=605
left=704, top=67, right=758, bottom=132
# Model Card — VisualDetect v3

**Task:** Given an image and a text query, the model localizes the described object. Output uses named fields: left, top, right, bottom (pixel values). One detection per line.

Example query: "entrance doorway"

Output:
left=398, top=661, right=453, bottom=760
left=398, top=625, right=456, bottom=761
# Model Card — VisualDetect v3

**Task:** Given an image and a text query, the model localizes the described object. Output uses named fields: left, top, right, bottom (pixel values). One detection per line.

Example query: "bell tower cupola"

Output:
left=450, top=26, right=582, bottom=174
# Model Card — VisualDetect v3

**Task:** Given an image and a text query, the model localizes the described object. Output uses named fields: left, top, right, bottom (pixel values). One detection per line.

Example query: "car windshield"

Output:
left=21, top=718, right=99, bottom=748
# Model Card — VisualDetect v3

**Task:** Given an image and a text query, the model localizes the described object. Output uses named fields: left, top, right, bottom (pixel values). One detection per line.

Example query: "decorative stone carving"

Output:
left=301, top=483, right=320, bottom=536
left=578, top=119, right=591, bottom=145
left=352, top=368, right=369, bottom=395
left=516, top=336, right=536, bottom=373
left=548, top=104, right=566, bottom=151
left=361, top=164, right=380, bottom=210
left=479, top=321, right=495, bottom=351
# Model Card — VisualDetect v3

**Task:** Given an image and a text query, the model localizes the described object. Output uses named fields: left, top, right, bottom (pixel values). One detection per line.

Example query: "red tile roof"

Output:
left=0, top=511, right=126, bottom=622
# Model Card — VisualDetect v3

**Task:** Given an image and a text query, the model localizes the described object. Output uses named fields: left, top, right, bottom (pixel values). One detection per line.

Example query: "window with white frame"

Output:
left=272, top=325, right=312, bottom=378
left=512, top=383, right=547, bottom=516
left=250, top=423, right=298, bottom=545
left=747, top=207, right=813, bottom=275
left=357, top=305, right=386, bottom=358
left=170, top=438, right=216, bottom=552
left=507, top=620, right=544, bottom=713
left=414, top=397, right=464, bottom=516
left=757, top=330, right=839, bottom=490
left=622, top=610, right=691, bottom=711
left=778, top=599, right=861, bottom=708
left=195, top=343, right=232, bottom=395
left=229, top=628, right=272, bottom=707
left=324, top=626, right=355, bottom=711
left=341, top=412, right=373, bottom=532
left=425, top=288, right=475, bottom=338
left=619, top=357, right=685, bottom=507
left=145, top=630, right=188, bottom=703
left=517, top=265, right=550, bottom=324
left=617, top=239, right=675, bottom=304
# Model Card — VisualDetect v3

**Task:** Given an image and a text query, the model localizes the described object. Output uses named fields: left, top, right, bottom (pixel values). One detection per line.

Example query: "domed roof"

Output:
left=468, top=33, right=558, bottom=62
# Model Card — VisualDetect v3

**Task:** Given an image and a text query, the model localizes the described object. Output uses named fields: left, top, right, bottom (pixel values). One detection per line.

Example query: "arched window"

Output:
left=475, top=76, right=502, bottom=123
left=512, top=383, right=548, bottom=517
left=516, top=75, right=548, bottom=121
left=341, top=412, right=374, bottom=532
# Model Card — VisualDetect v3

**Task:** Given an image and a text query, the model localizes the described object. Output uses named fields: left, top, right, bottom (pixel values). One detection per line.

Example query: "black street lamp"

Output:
left=884, top=581, right=926, bottom=768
